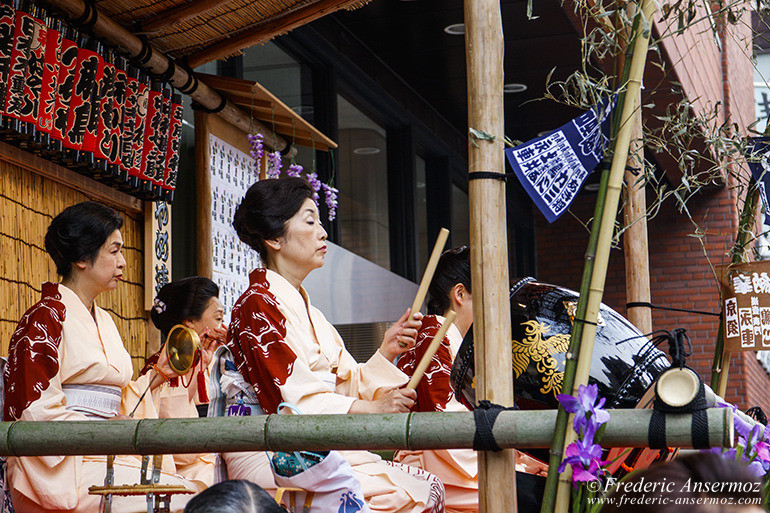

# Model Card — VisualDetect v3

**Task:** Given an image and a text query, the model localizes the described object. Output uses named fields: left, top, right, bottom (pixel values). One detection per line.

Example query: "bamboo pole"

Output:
left=0, top=409, right=732, bottom=457
left=411, top=228, right=450, bottom=314
left=43, top=0, right=293, bottom=155
left=551, top=2, right=656, bottom=511
left=463, top=1, right=515, bottom=512
left=406, top=310, right=457, bottom=390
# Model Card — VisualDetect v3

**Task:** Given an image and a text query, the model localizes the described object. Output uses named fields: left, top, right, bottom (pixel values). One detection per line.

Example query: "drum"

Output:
left=450, top=277, right=670, bottom=411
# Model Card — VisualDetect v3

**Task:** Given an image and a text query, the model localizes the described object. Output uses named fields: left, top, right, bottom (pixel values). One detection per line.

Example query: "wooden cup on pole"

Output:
left=406, top=310, right=457, bottom=390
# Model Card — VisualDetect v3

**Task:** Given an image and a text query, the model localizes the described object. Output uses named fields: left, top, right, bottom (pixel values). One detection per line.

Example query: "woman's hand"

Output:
left=151, top=345, right=176, bottom=390
left=349, top=387, right=417, bottom=414
left=379, top=308, right=423, bottom=361
left=200, top=323, right=227, bottom=367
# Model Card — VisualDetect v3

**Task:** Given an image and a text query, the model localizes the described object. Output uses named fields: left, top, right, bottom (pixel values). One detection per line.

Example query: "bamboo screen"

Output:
left=0, top=160, right=149, bottom=375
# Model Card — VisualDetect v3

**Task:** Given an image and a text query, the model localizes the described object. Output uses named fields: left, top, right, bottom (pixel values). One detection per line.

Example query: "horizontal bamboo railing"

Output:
left=0, top=409, right=733, bottom=456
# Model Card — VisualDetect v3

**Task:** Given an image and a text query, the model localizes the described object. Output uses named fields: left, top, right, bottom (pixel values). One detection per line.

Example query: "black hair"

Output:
left=44, top=201, right=124, bottom=279
left=427, top=246, right=471, bottom=315
left=232, top=177, right=315, bottom=265
left=183, top=480, right=284, bottom=513
left=601, top=452, right=763, bottom=513
left=150, top=277, right=220, bottom=336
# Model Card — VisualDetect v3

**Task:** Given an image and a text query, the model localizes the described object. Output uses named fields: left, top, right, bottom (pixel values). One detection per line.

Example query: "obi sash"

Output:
left=62, top=384, right=121, bottom=419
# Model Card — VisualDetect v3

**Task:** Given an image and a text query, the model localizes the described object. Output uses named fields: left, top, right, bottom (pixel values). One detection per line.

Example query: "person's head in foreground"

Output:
left=427, top=245, right=473, bottom=337
left=183, top=480, right=284, bottom=513
left=600, top=451, right=764, bottom=513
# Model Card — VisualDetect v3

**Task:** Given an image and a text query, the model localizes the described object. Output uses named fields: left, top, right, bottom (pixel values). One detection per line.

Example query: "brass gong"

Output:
left=166, top=324, right=200, bottom=375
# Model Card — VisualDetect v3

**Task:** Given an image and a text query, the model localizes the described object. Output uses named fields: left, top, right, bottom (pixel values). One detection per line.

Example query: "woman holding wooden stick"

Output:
left=4, top=201, right=199, bottom=512
left=395, top=246, right=548, bottom=513
left=209, top=177, right=444, bottom=512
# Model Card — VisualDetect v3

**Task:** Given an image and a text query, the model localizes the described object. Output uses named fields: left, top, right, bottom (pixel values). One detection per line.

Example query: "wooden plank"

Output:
left=195, top=111, right=214, bottom=279
left=0, top=141, right=142, bottom=214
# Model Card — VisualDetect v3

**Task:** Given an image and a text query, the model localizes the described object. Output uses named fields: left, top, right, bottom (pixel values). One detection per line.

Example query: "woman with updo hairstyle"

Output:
left=209, top=177, right=444, bottom=513
left=4, top=201, right=199, bottom=513
left=183, top=480, right=283, bottom=513
left=395, top=246, right=548, bottom=513
left=142, top=277, right=227, bottom=490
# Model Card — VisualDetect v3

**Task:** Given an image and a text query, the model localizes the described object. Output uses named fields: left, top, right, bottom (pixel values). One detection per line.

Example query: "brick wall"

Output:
left=533, top=12, right=770, bottom=413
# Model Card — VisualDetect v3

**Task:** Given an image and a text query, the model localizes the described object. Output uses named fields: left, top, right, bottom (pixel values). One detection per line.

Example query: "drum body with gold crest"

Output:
left=450, top=277, right=670, bottom=411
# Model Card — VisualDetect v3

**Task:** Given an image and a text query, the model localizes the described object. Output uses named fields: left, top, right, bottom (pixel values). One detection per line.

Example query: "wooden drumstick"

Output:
left=406, top=310, right=457, bottom=390
left=399, top=228, right=450, bottom=347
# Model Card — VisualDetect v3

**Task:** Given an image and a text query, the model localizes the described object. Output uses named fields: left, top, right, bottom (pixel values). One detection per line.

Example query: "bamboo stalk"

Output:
left=411, top=228, right=450, bottom=314
left=406, top=310, right=457, bottom=390
left=551, top=1, right=656, bottom=511
left=195, top=111, right=214, bottom=280
left=0, top=409, right=732, bottom=457
left=43, top=0, right=293, bottom=155
left=463, top=1, right=516, bottom=512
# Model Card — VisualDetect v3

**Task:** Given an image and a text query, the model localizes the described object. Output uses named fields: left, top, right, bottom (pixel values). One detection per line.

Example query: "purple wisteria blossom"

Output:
left=287, top=163, right=303, bottom=178
left=247, top=133, right=264, bottom=174
left=321, top=182, right=339, bottom=221
left=557, top=383, right=611, bottom=436
left=306, top=172, right=322, bottom=201
left=267, top=150, right=282, bottom=178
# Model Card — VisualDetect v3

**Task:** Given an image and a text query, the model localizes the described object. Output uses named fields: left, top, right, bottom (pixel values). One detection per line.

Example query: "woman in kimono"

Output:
left=143, top=277, right=227, bottom=489
left=395, top=246, right=548, bottom=513
left=4, top=201, right=199, bottom=513
left=210, top=177, right=444, bottom=513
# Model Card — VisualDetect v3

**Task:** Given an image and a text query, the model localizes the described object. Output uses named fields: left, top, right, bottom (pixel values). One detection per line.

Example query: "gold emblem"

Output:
left=511, top=320, right=570, bottom=397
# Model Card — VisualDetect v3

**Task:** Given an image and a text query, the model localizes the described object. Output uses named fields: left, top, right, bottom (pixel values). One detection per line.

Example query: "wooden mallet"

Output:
left=406, top=309, right=457, bottom=389
left=400, top=227, right=450, bottom=347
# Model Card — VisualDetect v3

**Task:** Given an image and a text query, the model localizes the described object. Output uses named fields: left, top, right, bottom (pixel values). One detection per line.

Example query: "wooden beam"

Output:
left=44, top=0, right=294, bottom=156
left=138, top=0, right=234, bottom=35
left=195, top=111, right=213, bottom=280
left=186, top=0, right=368, bottom=69
left=0, top=141, right=142, bottom=214
left=464, top=1, right=517, bottom=513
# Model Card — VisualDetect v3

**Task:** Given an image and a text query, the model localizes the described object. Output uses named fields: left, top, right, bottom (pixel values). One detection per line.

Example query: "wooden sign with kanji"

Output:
left=718, top=260, right=770, bottom=352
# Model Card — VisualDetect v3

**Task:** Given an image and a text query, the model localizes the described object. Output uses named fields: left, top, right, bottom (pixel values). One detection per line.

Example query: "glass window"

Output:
left=415, top=155, right=428, bottom=276
left=337, top=95, right=390, bottom=269
left=452, top=184, right=470, bottom=247
left=240, top=43, right=316, bottom=174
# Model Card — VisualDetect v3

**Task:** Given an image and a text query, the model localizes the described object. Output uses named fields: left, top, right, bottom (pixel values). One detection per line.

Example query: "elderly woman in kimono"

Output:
left=142, top=276, right=227, bottom=488
left=209, top=177, right=444, bottom=513
left=4, top=201, right=199, bottom=512
left=395, top=246, right=548, bottom=513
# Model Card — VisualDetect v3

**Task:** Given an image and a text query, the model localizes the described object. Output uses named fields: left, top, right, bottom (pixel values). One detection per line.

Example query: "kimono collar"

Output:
left=250, top=268, right=312, bottom=314
left=56, top=283, right=102, bottom=322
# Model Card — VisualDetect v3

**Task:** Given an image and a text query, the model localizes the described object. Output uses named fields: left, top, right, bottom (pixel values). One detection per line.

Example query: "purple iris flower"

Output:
left=557, top=383, right=611, bottom=435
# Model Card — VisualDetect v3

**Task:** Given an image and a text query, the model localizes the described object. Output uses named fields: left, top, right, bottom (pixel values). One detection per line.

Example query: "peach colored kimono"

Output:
left=4, top=283, right=199, bottom=513
left=396, top=315, right=549, bottom=513
left=218, top=268, right=445, bottom=513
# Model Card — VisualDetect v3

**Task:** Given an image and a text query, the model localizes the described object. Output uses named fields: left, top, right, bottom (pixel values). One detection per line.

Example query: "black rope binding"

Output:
left=648, top=328, right=709, bottom=450
left=467, top=171, right=514, bottom=182
left=191, top=95, right=227, bottom=114
left=71, top=0, right=95, bottom=27
left=154, top=56, right=176, bottom=83
left=473, top=400, right=518, bottom=452
left=626, top=301, right=721, bottom=318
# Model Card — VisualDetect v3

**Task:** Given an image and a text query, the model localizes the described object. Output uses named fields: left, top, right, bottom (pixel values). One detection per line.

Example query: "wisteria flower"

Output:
left=321, top=182, right=339, bottom=221
left=267, top=150, right=282, bottom=178
left=287, top=162, right=303, bottom=178
left=557, top=383, right=610, bottom=435
left=306, top=172, right=322, bottom=201
left=247, top=133, right=264, bottom=174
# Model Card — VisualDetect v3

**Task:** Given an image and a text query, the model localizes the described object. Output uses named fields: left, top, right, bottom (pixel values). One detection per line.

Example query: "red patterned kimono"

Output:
left=221, top=268, right=445, bottom=513
left=396, top=315, right=548, bottom=513
left=4, top=283, right=198, bottom=513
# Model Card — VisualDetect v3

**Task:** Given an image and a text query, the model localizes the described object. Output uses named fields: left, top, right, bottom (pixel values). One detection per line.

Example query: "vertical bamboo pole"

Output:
left=552, top=1, right=656, bottom=511
left=195, top=110, right=213, bottom=279
left=463, top=2, right=516, bottom=512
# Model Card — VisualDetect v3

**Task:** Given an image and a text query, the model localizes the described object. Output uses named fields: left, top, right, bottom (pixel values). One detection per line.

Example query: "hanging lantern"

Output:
left=36, top=12, right=62, bottom=150
left=64, top=35, right=103, bottom=166
left=19, top=1, right=46, bottom=147
left=50, top=23, right=77, bottom=154
left=94, top=47, right=121, bottom=180
left=5, top=0, right=37, bottom=138
left=0, top=0, right=17, bottom=133
left=131, top=71, right=152, bottom=197
left=163, top=92, right=183, bottom=202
